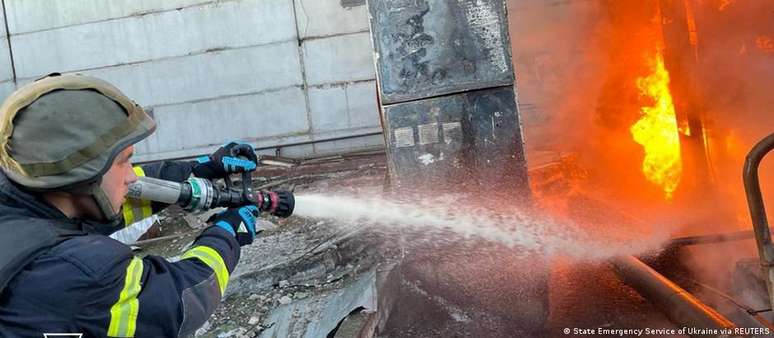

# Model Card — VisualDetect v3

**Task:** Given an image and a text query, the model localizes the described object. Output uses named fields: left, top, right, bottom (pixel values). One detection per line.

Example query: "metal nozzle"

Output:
left=127, top=176, right=294, bottom=217
left=253, top=190, right=295, bottom=218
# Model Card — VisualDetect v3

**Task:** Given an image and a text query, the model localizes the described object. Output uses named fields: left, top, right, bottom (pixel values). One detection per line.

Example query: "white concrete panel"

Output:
left=309, top=81, right=379, bottom=133
left=12, top=0, right=297, bottom=78
left=134, top=133, right=317, bottom=162
left=0, top=3, right=5, bottom=32
left=81, top=41, right=303, bottom=107
left=345, top=81, right=379, bottom=129
left=294, top=0, right=368, bottom=39
left=0, top=81, right=15, bottom=103
left=302, top=32, right=375, bottom=86
left=309, top=85, right=347, bottom=132
left=0, top=8, right=8, bottom=83
left=6, top=0, right=214, bottom=34
left=147, top=87, right=309, bottom=154
left=0, top=12, right=8, bottom=82
left=0, top=38, right=12, bottom=82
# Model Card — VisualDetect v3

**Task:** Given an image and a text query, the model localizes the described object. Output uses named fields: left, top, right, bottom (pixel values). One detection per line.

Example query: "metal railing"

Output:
left=744, top=133, right=774, bottom=311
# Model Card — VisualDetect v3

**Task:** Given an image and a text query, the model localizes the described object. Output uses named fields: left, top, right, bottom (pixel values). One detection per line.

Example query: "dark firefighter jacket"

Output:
left=0, top=161, right=240, bottom=337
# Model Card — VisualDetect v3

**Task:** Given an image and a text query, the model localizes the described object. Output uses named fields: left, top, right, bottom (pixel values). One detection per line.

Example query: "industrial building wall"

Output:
left=0, top=2, right=13, bottom=101
left=0, top=0, right=383, bottom=162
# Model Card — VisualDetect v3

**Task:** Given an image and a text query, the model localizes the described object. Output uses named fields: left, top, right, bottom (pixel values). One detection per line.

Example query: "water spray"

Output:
left=291, top=192, right=670, bottom=260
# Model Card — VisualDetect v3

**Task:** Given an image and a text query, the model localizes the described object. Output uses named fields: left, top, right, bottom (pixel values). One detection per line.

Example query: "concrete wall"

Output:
left=0, top=2, right=14, bottom=100
left=0, top=0, right=383, bottom=162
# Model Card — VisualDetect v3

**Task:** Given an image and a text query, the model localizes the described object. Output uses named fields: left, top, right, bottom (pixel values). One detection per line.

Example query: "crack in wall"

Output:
left=1, top=0, right=16, bottom=85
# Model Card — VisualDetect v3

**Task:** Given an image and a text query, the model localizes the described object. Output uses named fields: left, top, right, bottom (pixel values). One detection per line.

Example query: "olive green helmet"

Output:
left=0, top=73, right=156, bottom=222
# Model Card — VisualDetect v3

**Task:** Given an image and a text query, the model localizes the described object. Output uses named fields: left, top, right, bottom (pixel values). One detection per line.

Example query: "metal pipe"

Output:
left=611, top=255, right=737, bottom=333
left=683, top=277, right=774, bottom=331
left=743, top=133, right=774, bottom=311
left=667, top=230, right=756, bottom=247
left=268, top=131, right=383, bottom=155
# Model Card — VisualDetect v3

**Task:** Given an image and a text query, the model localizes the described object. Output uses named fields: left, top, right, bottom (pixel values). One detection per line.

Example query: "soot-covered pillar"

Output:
left=365, top=1, right=548, bottom=335
left=367, top=0, right=529, bottom=196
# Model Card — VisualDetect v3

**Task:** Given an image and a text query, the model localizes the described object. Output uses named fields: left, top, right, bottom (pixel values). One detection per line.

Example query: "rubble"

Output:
left=278, top=296, right=292, bottom=305
left=194, top=320, right=211, bottom=337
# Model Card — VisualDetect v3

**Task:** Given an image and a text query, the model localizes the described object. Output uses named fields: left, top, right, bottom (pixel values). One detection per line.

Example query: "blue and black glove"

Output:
left=193, top=141, right=258, bottom=179
left=209, top=205, right=261, bottom=246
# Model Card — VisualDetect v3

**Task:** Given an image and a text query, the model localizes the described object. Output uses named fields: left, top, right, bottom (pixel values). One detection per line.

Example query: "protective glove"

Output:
left=193, top=141, right=258, bottom=179
left=209, top=205, right=261, bottom=246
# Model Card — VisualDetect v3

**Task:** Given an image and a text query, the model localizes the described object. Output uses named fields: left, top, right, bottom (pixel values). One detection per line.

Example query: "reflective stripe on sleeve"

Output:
left=107, top=257, right=144, bottom=337
left=181, top=246, right=229, bottom=295
left=121, top=166, right=152, bottom=226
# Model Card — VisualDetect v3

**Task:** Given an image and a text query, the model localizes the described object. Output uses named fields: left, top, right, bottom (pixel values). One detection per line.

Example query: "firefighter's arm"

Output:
left=83, top=226, right=240, bottom=337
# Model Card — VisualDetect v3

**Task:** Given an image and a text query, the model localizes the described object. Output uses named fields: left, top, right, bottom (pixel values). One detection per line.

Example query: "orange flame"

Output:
left=718, top=0, right=734, bottom=11
left=630, top=52, right=682, bottom=200
left=756, top=35, right=774, bottom=53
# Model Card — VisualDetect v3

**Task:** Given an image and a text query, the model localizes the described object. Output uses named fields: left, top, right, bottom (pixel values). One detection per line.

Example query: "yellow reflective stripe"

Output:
left=139, top=198, right=152, bottom=219
left=132, top=166, right=145, bottom=177
left=108, top=257, right=144, bottom=337
left=181, top=246, right=229, bottom=295
left=121, top=167, right=152, bottom=226
left=122, top=200, right=135, bottom=225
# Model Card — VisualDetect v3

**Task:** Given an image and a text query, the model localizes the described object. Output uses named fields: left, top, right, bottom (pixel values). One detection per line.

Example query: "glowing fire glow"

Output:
left=718, top=0, right=734, bottom=11
left=756, top=35, right=774, bottom=53
left=630, top=52, right=682, bottom=200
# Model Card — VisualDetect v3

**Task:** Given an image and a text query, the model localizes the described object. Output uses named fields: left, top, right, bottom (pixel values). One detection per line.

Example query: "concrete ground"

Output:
left=136, top=151, right=686, bottom=338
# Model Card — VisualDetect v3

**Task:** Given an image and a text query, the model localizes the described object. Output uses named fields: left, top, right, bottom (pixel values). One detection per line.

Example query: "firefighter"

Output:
left=0, top=73, right=262, bottom=337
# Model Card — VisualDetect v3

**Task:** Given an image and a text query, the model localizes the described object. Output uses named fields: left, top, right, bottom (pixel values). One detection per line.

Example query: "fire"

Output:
left=630, top=52, right=682, bottom=200
left=756, top=35, right=773, bottom=53
left=718, top=0, right=734, bottom=11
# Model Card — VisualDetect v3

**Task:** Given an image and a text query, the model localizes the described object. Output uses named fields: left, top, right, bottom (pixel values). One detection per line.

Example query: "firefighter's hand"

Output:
left=193, top=141, right=258, bottom=179
left=209, top=205, right=261, bottom=246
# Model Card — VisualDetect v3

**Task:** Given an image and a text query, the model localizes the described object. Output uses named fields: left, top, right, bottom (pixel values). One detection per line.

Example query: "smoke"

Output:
left=504, top=0, right=772, bottom=308
left=688, top=0, right=774, bottom=230
left=671, top=0, right=774, bottom=295
left=507, top=0, right=672, bottom=203
left=506, top=0, right=608, bottom=154
left=507, top=0, right=773, bottom=224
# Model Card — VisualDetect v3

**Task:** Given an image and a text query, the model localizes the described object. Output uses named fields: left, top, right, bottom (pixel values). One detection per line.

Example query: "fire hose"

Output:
left=126, top=170, right=294, bottom=218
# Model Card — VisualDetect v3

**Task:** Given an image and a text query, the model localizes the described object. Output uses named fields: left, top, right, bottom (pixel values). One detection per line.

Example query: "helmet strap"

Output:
left=88, top=182, right=121, bottom=223
left=64, top=179, right=121, bottom=223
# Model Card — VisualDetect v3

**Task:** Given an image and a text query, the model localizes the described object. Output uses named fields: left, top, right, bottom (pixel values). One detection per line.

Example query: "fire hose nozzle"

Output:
left=127, top=176, right=295, bottom=218
left=252, top=190, right=295, bottom=218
